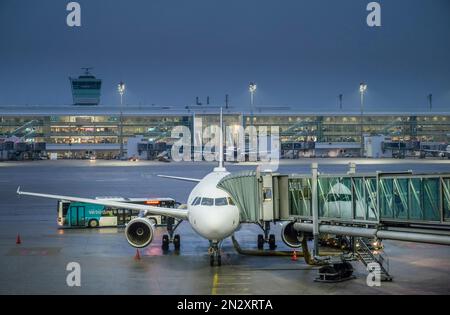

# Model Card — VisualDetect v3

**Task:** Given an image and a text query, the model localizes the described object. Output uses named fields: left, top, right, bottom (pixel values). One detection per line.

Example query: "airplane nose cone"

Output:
left=207, top=216, right=225, bottom=236
left=190, top=206, right=238, bottom=241
left=203, top=212, right=228, bottom=239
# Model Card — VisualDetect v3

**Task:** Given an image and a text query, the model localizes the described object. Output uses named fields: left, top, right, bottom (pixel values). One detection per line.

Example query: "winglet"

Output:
left=16, top=186, right=21, bottom=195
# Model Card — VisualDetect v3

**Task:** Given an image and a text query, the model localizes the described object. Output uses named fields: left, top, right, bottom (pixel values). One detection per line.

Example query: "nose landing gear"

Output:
left=208, top=241, right=222, bottom=266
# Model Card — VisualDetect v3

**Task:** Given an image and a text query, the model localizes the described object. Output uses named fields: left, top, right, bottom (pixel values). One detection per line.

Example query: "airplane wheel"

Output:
left=217, top=255, right=222, bottom=266
left=173, top=234, right=181, bottom=250
left=257, top=234, right=264, bottom=250
left=269, top=234, right=277, bottom=250
left=162, top=234, right=169, bottom=251
left=210, top=255, right=215, bottom=267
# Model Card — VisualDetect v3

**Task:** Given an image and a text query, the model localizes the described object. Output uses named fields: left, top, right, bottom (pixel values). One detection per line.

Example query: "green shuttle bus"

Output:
left=57, top=197, right=177, bottom=228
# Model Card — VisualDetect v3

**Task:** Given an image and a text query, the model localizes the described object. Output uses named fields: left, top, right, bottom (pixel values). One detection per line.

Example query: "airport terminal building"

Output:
left=0, top=104, right=449, bottom=159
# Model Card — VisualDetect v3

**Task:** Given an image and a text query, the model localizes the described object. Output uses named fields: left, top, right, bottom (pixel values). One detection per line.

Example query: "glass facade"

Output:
left=289, top=175, right=379, bottom=222
left=287, top=174, right=449, bottom=224
left=443, top=178, right=450, bottom=221
left=1, top=112, right=449, bottom=153
left=288, top=177, right=312, bottom=216
left=244, top=114, right=450, bottom=143
left=378, top=177, right=441, bottom=222
left=0, top=114, right=192, bottom=146
left=316, top=176, right=377, bottom=221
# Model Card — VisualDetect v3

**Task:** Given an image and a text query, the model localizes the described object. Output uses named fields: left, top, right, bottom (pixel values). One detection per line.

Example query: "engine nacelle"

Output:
left=125, top=217, right=154, bottom=248
left=281, top=221, right=302, bottom=248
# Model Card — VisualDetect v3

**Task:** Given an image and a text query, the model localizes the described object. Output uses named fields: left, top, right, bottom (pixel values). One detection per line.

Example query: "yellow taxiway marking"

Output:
left=211, top=272, right=219, bottom=295
left=212, top=272, right=251, bottom=295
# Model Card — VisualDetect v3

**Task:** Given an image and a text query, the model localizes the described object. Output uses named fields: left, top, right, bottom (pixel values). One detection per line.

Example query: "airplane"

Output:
left=322, top=182, right=377, bottom=220
left=16, top=109, right=271, bottom=266
left=420, top=145, right=450, bottom=159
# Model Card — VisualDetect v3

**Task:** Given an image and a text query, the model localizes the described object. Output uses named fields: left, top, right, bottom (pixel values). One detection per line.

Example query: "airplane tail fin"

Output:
left=219, top=107, right=224, bottom=169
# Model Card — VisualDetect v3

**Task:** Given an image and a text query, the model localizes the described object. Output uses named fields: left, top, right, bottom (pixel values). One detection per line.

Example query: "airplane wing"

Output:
left=16, top=187, right=189, bottom=220
left=157, top=175, right=201, bottom=183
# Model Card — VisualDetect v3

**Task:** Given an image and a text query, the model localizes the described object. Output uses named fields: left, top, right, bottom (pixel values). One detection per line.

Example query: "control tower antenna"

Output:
left=81, top=67, right=93, bottom=75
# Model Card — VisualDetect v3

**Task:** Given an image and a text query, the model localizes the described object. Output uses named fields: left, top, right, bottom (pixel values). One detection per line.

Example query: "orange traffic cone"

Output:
left=291, top=249, right=298, bottom=261
left=16, top=234, right=21, bottom=245
left=134, top=249, right=141, bottom=260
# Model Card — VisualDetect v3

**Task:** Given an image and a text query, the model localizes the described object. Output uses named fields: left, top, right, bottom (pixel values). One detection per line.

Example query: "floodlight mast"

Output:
left=118, top=81, right=126, bottom=159
left=359, top=82, right=367, bottom=157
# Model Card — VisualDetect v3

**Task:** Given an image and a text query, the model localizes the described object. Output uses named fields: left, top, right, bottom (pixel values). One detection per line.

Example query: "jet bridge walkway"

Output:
left=217, top=165, right=450, bottom=246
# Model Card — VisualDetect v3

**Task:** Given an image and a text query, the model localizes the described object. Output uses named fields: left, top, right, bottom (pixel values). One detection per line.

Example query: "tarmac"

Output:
left=0, top=159, right=449, bottom=294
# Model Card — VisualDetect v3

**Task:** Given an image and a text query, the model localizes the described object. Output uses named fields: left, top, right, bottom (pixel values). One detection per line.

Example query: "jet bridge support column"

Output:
left=311, top=163, right=319, bottom=256
left=347, top=162, right=356, bottom=254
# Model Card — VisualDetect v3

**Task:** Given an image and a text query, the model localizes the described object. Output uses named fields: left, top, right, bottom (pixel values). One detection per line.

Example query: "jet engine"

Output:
left=281, top=221, right=302, bottom=248
left=125, top=217, right=154, bottom=248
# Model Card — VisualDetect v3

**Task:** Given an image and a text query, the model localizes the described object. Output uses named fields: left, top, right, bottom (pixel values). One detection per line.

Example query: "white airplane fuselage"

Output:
left=186, top=168, right=240, bottom=242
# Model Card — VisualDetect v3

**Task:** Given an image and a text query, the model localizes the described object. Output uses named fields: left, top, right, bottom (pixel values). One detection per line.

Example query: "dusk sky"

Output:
left=0, top=0, right=449, bottom=111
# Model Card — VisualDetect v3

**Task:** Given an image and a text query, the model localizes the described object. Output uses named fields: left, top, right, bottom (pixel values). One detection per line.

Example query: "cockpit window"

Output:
left=215, top=197, right=228, bottom=206
left=327, top=194, right=352, bottom=202
left=191, top=197, right=199, bottom=205
left=227, top=197, right=235, bottom=206
left=201, top=197, right=214, bottom=206
left=194, top=197, right=202, bottom=205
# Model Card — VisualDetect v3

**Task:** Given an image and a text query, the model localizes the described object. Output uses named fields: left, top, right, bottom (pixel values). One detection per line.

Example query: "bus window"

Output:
left=102, top=209, right=113, bottom=216
left=161, top=200, right=175, bottom=208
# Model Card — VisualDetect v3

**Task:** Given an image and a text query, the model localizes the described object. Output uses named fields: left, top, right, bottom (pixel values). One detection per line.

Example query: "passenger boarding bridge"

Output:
left=218, top=164, right=450, bottom=250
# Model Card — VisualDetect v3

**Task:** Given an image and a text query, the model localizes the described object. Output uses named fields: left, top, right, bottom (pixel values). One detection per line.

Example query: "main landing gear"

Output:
left=161, top=217, right=182, bottom=251
left=257, top=222, right=277, bottom=250
left=208, top=241, right=222, bottom=267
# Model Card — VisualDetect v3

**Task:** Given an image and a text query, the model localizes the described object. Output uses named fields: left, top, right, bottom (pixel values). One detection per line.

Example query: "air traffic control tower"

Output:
left=69, top=68, right=102, bottom=105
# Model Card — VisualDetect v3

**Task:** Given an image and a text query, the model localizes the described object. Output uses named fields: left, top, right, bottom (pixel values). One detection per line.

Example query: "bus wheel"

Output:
left=173, top=234, right=181, bottom=250
left=88, top=219, right=99, bottom=228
